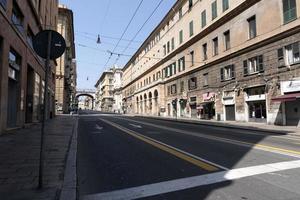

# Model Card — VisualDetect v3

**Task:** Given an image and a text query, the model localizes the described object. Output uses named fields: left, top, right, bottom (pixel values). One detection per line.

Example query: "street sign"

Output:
left=33, top=30, right=66, bottom=59
left=32, top=30, right=66, bottom=189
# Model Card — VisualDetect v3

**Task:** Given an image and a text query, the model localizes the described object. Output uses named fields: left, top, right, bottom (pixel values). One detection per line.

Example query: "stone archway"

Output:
left=154, top=90, right=159, bottom=116
left=75, top=93, right=95, bottom=110
left=140, top=95, right=143, bottom=114
left=144, top=93, right=147, bottom=114
left=148, top=91, right=153, bottom=115
left=136, top=96, right=139, bottom=114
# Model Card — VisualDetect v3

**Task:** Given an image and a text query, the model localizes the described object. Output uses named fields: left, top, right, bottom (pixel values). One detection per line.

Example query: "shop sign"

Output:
left=203, top=92, right=215, bottom=102
left=245, top=94, right=266, bottom=102
left=281, top=79, right=300, bottom=93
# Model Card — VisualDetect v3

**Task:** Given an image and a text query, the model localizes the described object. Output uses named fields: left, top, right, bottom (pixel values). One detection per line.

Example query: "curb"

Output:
left=133, top=115, right=299, bottom=137
left=59, top=117, right=78, bottom=200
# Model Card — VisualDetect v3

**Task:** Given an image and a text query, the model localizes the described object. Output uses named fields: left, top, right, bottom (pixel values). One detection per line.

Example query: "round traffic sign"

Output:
left=33, top=30, right=66, bottom=59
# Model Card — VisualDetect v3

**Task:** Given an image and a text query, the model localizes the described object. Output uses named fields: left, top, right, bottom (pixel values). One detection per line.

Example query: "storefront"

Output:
left=272, top=78, right=300, bottom=126
left=199, top=92, right=216, bottom=120
left=245, top=86, right=267, bottom=123
left=179, top=98, right=187, bottom=117
left=189, top=96, right=197, bottom=118
left=222, top=91, right=235, bottom=121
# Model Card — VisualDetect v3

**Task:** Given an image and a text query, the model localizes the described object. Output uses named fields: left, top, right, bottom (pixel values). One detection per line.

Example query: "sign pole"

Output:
left=38, top=31, right=52, bottom=189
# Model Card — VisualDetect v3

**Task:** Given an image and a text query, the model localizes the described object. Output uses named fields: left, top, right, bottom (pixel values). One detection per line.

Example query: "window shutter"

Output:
left=220, top=68, right=224, bottom=81
left=258, top=55, right=264, bottom=71
left=182, top=57, right=185, bottom=71
left=243, top=60, right=248, bottom=75
left=231, top=65, right=235, bottom=78
left=188, top=79, right=191, bottom=89
left=173, top=63, right=176, bottom=74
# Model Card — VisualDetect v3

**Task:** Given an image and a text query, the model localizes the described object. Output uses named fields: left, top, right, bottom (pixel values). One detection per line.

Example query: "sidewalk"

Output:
left=0, top=115, right=77, bottom=200
left=130, top=115, right=300, bottom=136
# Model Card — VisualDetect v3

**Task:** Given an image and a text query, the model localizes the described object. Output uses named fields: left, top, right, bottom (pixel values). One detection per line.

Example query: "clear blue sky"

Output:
left=59, top=0, right=176, bottom=89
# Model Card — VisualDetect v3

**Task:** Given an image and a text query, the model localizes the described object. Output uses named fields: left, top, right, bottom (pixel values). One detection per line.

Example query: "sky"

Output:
left=58, top=0, right=176, bottom=89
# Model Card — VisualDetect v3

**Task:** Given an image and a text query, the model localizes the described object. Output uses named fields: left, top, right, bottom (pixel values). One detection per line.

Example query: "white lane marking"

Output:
left=129, top=123, right=142, bottom=129
left=115, top=117, right=300, bottom=159
left=82, top=160, right=300, bottom=200
left=95, top=124, right=103, bottom=130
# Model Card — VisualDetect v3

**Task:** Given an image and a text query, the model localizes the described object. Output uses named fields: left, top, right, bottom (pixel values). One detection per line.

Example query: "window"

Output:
left=0, top=0, right=7, bottom=9
left=157, top=71, right=161, bottom=79
left=203, top=73, right=209, bottom=86
left=201, top=10, right=206, bottom=28
left=283, top=0, right=297, bottom=23
left=248, top=16, right=257, bottom=39
left=189, top=21, right=194, bottom=37
left=285, top=42, right=300, bottom=65
left=213, top=37, right=219, bottom=56
left=178, top=56, right=185, bottom=72
left=179, top=30, right=183, bottom=44
left=167, top=41, right=170, bottom=53
left=277, top=48, right=285, bottom=67
left=172, top=62, right=176, bottom=75
left=167, top=86, right=171, bottom=96
left=224, top=30, right=230, bottom=50
left=171, top=37, right=175, bottom=50
left=189, top=0, right=193, bottom=10
left=203, top=43, right=208, bottom=60
left=171, top=84, right=177, bottom=94
left=153, top=74, right=155, bottom=81
left=188, top=77, right=197, bottom=90
left=180, top=81, right=185, bottom=93
left=27, top=27, right=34, bottom=48
left=220, top=65, right=235, bottom=81
left=163, top=45, right=166, bottom=56
left=190, top=51, right=195, bottom=66
left=179, top=7, right=183, bottom=19
left=8, top=49, right=21, bottom=81
left=223, top=0, right=229, bottom=12
left=243, top=55, right=264, bottom=75
left=212, top=1, right=218, bottom=20
left=12, top=1, right=24, bottom=33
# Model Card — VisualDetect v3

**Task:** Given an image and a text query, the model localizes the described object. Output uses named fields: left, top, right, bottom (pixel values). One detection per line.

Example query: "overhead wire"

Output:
left=114, top=0, right=164, bottom=66
left=102, top=0, right=145, bottom=69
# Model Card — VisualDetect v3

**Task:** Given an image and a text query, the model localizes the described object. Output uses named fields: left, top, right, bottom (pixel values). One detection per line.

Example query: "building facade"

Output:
left=95, top=67, right=123, bottom=112
left=0, top=0, right=58, bottom=134
left=122, top=0, right=300, bottom=126
left=55, top=5, right=76, bottom=114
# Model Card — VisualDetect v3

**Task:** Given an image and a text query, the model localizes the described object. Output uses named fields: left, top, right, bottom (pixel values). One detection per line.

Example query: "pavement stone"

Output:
left=0, top=115, right=77, bottom=200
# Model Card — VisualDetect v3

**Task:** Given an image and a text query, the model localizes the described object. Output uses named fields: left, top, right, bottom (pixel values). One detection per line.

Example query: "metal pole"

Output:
left=38, top=31, right=52, bottom=189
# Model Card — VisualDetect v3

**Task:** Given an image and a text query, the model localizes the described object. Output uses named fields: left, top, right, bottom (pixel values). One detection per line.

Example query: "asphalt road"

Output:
left=77, top=111, right=300, bottom=200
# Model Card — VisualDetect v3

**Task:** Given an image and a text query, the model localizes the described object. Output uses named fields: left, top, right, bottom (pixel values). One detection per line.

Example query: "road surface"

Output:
left=77, top=111, right=300, bottom=200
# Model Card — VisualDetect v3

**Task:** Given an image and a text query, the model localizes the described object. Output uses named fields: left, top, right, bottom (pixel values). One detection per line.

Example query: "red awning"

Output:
left=271, top=92, right=300, bottom=102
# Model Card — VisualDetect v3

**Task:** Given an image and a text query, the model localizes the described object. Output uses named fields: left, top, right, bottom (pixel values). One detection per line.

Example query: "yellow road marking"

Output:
left=116, top=117, right=300, bottom=158
left=100, top=119, right=219, bottom=172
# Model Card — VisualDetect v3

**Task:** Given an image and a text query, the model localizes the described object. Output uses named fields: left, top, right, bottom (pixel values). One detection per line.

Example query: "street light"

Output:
left=97, top=34, right=101, bottom=44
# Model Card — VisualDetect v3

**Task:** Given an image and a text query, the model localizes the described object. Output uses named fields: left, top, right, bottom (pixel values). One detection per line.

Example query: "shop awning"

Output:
left=271, top=92, right=300, bottom=102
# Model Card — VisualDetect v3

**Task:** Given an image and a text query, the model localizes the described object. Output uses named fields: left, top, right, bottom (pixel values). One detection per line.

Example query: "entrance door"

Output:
left=7, top=78, right=18, bottom=128
left=190, top=105, right=197, bottom=118
left=248, top=101, right=267, bottom=123
left=225, top=105, right=235, bottom=121
left=285, top=99, right=300, bottom=126
left=26, top=67, right=34, bottom=123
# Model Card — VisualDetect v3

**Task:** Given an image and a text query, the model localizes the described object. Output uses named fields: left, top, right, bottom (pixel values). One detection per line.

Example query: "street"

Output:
left=77, top=111, right=300, bottom=200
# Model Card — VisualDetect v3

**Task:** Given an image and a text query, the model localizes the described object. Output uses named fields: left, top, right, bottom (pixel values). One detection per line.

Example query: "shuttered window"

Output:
left=283, top=0, right=297, bottom=24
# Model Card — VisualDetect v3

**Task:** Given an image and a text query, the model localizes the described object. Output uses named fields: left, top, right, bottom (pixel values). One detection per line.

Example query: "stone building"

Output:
left=55, top=4, right=76, bottom=114
left=95, top=67, right=123, bottom=112
left=122, top=0, right=300, bottom=126
left=0, top=0, right=58, bottom=134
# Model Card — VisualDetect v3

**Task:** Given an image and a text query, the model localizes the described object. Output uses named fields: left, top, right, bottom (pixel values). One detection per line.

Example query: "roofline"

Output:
left=122, top=0, right=186, bottom=71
